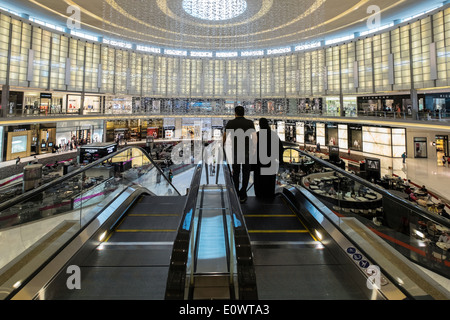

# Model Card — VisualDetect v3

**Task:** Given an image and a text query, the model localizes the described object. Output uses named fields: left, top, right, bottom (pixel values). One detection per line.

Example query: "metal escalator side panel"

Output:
left=222, top=163, right=258, bottom=300
left=8, top=186, right=149, bottom=300
left=287, top=185, right=408, bottom=300
left=165, top=163, right=203, bottom=300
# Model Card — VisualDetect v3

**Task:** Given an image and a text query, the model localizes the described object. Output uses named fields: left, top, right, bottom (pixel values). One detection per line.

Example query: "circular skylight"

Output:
left=182, top=0, right=248, bottom=21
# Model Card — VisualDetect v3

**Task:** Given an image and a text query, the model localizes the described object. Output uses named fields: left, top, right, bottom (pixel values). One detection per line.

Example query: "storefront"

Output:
left=38, top=123, right=57, bottom=155
left=357, top=94, right=419, bottom=116
left=325, top=97, right=340, bottom=116
left=343, top=97, right=357, bottom=117
left=56, top=120, right=103, bottom=149
left=106, top=120, right=131, bottom=142
left=225, top=101, right=235, bottom=114
left=424, top=93, right=450, bottom=118
left=0, top=90, right=66, bottom=117
left=4, top=125, right=35, bottom=161
left=163, top=118, right=176, bottom=139
left=407, top=128, right=449, bottom=161
left=181, top=118, right=195, bottom=140
left=82, top=95, right=103, bottom=114
left=105, top=96, right=133, bottom=114
left=145, top=119, right=163, bottom=140
left=298, top=98, right=322, bottom=113
left=139, top=98, right=162, bottom=113
left=188, top=101, right=213, bottom=113
left=105, top=119, right=157, bottom=142
left=201, top=118, right=212, bottom=141
left=22, top=91, right=66, bottom=115
left=211, top=118, right=224, bottom=140
left=436, top=135, right=449, bottom=165
left=284, top=121, right=296, bottom=142
left=362, top=126, right=391, bottom=157
left=5, top=91, right=24, bottom=117
left=147, top=127, right=159, bottom=140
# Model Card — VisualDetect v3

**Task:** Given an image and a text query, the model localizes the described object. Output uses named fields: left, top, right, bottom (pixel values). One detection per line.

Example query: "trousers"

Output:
left=231, top=163, right=251, bottom=199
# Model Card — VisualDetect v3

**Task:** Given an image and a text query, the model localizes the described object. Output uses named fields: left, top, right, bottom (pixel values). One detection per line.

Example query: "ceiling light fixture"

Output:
left=182, top=0, right=248, bottom=21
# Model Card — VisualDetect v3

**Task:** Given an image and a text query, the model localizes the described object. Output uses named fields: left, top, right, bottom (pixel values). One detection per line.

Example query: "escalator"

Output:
left=3, top=144, right=449, bottom=300
left=0, top=146, right=193, bottom=300
left=241, top=190, right=372, bottom=300
left=165, top=162, right=257, bottom=300
left=37, top=194, right=187, bottom=300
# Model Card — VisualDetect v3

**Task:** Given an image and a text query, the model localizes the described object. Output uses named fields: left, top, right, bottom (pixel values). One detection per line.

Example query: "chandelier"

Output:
left=182, top=0, right=248, bottom=21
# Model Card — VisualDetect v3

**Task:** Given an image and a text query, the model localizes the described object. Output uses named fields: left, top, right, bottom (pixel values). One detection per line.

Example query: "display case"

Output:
left=79, top=142, right=118, bottom=164
left=414, top=137, right=427, bottom=158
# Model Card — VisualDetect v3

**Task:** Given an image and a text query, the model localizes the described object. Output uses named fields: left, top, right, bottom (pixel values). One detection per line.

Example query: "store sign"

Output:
left=83, top=149, right=99, bottom=154
left=164, top=118, right=176, bottom=128
left=40, top=93, right=52, bottom=99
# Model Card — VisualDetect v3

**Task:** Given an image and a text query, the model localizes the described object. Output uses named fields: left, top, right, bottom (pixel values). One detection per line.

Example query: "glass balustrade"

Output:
left=279, top=146, right=450, bottom=280
left=0, top=146, right=179, bottom=299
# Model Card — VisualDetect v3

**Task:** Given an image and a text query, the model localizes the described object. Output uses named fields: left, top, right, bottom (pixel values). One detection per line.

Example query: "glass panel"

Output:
left=280, top=147, right=450, bottom=285
left=0, top=147, right=178, bottom=299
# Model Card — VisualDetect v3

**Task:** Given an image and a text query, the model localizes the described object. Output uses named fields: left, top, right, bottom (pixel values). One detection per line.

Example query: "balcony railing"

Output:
left=3, top=106, right=450, bottom=123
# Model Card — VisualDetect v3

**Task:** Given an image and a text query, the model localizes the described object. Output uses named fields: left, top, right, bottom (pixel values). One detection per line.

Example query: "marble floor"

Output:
left=353, top=152, right=450, bottom=203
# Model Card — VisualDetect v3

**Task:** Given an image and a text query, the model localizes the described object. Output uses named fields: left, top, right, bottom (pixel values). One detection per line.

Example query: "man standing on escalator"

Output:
left=223, top=106, right=257, bottom=203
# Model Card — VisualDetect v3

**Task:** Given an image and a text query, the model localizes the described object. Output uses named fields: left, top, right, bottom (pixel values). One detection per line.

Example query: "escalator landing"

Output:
left=241, top=194, right=369, bottom=300
left=241, top=195, right=316, bottom=243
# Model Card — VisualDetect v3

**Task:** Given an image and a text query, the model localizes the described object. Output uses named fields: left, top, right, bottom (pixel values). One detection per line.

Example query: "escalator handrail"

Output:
left=165, top=160, right=203, bottom=300
left=284, top=146, right=450, bottom=229
left=284, top=184, right=419, bottom=300
left=0, top=146, right=181, bottom=214
left=222, top=162, right=258, bottom=300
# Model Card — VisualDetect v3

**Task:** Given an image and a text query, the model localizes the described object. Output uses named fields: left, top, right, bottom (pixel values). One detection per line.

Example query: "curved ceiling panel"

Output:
left=0, top=0, right=445, bottom=51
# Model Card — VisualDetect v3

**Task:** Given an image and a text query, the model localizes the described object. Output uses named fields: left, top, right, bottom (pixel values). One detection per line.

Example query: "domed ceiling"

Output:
left=0, top=0, right=446, bottom=51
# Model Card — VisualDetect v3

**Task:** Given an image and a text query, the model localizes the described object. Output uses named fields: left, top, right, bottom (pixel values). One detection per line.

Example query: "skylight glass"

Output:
left=182, top=0, right=247, bottom=21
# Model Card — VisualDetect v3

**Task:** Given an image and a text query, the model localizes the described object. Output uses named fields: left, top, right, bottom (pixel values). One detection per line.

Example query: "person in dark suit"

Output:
left=254, top=118, right=284, bottom=199
left=223, top=106, right=256, bottom=203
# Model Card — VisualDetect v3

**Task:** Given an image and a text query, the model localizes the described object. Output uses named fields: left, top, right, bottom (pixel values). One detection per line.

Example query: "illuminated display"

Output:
left=182, top=0, right=247, bottom=21
left=241, top=50, right=264, bottom=57
left=191, top=51, right=213, bottom=57
left=0, top=7, right=447, bottom=100
left=137, top=45, right=161, bottom=54
left=216, top=52, right=238, bottom=58
left=267, top=47, right=292, bottom=55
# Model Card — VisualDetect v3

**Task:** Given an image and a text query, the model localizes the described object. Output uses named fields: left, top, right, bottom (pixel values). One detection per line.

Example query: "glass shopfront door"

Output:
left=435, top=135, right=448, bottom=166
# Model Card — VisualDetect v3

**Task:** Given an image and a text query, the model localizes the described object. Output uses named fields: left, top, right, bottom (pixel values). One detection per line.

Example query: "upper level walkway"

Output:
left=1, top=110, right=450, bottom=134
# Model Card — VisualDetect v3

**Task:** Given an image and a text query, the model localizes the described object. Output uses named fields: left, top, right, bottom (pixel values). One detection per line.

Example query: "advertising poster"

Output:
left=11, top=135, right=27, bottom=154
left=147, top=127, right=159, bottom=139
left=296, top=122, right=304, bottom=144
left=349, top=125, right=362, bottom=151
left=277, top=121, right=285, bottom=141
left=414, top=137, right=427, bottom=158
left=326, top=124, right=338, bottom=146
left=305, top=122, right=316, bottom=145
